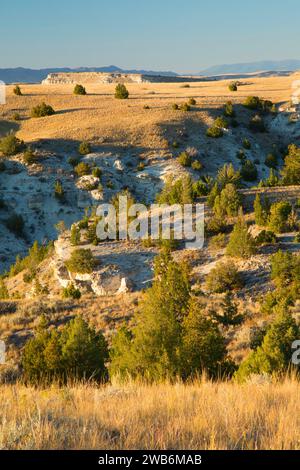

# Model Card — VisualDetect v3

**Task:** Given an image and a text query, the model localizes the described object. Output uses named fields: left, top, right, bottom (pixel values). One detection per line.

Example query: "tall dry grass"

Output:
left=0, top=378, right=299, bottom=450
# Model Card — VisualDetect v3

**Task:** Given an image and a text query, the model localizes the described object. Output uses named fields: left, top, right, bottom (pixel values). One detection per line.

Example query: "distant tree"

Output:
left=70, top=225, right=81, bottom=246
left=213, top=183, right=241, bottom=217
left=268, top=201, right=292, bottom=233
left=281, top=144, right=300, bottom=184
left=226, top=214, right=256, bottom=258
left=181, top=299, right=228, bottom=378
left=115, top=84, right=129, bottom=99
left=188, top=97, right=196, bottom=106
left=78, top=141, right=91, bottom=155
left=22, top=316, right=108, bottom=384
left=31, top=102, right=55, bottom=117
left=228, top=82, right=238, bottom=92
left=109, top=256, right=190, bottom=380
left=242, top=138, right=251, bottom=150
left=214, top=116, right=229, bottom=129
left=206, top=261, right=243, bottom=293
left=74, top=161, right=91, bottom=176
left=212, top=292, right=244, bottom=326
left=13, top=85, right=22, bottom=96
left=254, top=194, right=269, bottom=226
left=178, top=151, right=192, bottom=167
left=73, top=84, right=86, bottom=95
left=54, top=180, right=65, bottom=201
left=235, top=304, right=300, bottom=381
left=206, top=126, right=223, bottom=138
left=224, top=101, right=235, bottom=117
left=217, top=163, right=241, bottom=189
left=243, top=96, right=261, bottom=110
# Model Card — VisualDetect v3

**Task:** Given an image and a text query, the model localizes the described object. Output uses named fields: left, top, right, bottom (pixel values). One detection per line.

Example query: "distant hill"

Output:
left=200, top=59, right=300, bottom=76
left=0, top=66, right=178, bottom=84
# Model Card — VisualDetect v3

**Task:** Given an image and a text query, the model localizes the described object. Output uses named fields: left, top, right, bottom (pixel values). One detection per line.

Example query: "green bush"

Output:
left=156, top=175, right=194, bottom=205
left=205, top=262, right=243, bottom=293
left=213, top=183, right=241, bottom=217
left=235, top=305, right=299, bottom=382
left=191, top=160, right=202, bottom=171
left=228, top=82, right=238, bottom=92
left=270, top=250, right=298, bottom=287
left=241, top=159, right=258, bottom=181
left=74, top=161, right=91, bottom=176
left=226, top=216, right=256, bottom=258
left=54, top=180, right=65, bottom=201
left=224, top=101, right=235, bottom=117
left=243, top=96, right=261, bottom=110
left=73, top=84, right=86, bottom=95
left=172, top=103, right=179, bottom=110
left=268, top=201, right=292, bottom=233
left=63, top=283, right=81, bottom=299
left=31, top=102, right=55, bottom=118
left=217, top=163, right=241, bottom=189
left=115, top=84, right=129, bottom=99
left=243, top=138, right=251, bottom=150
left=281, top=144, right=300, bottom=185
left=78, top=141, right=91, bottom=155
left=254, top=194, right=270, bottom=226
left=22, top=316, right=108, bottom=384
left=13, top=85, right=22, bottom=96
left=70, top=225, right=81, bottom=246
left=255, top=230, right=277, bottom=246
left=178, top=151, right=192, bottom=167
left=206, top=126, right=223, bottom=138
left=0, top=134, right=24, bottom=156
left=214, top=116, right=229, bottom=129
left=65, top=248, right=96, bottom=274
left=188, top=97, right=196, bottom=105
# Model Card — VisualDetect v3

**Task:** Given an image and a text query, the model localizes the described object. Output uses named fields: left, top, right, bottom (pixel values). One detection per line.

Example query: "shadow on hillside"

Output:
left=0, top=119, right=20, bottom=137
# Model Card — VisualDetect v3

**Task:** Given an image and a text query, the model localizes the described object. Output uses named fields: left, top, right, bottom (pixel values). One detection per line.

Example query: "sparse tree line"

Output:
left=17, top=246, right=300, bottom=385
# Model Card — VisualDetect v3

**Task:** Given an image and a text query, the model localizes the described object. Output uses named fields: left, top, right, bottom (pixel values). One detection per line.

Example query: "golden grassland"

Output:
left=0, top=378, right=299, bottom=449
left=1, top=74, right=298, bottom=146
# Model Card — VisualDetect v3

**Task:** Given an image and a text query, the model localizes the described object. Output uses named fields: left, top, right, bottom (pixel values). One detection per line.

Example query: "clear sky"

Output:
left=0, top=0, right=299, bottom=73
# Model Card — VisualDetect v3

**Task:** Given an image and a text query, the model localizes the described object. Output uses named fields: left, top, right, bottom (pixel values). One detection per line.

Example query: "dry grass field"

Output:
left=2, top=74, right=297, bottom=147
left=0, top=378, right=299, bottom=450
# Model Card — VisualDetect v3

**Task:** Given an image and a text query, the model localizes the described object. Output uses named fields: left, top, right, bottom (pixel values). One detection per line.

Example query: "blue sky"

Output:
left=0, top=0, right=299, bottom=72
